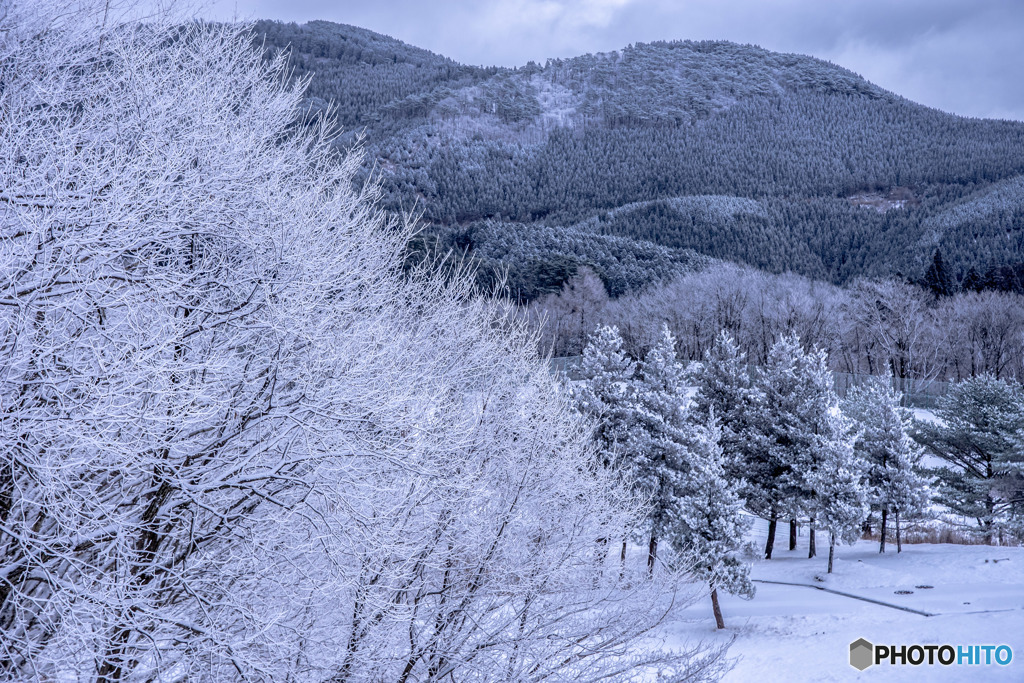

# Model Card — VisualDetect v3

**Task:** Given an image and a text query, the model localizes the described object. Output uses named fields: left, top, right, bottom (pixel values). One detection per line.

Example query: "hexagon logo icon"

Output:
left=850, top=638, right=874, bottom=671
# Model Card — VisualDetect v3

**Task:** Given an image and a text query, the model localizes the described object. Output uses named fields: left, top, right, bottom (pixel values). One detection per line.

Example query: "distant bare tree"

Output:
left=528, top=266, right=609, bottom=357
left=844, top=279, right=938, bottom=396
left=938, top=291, right=1024, bottom=381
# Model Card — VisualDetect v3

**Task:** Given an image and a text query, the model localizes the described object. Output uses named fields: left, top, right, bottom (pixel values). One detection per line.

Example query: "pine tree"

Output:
left=754, top=335, right=841, bottom=559
left=668, top=420, right=755, bottom=629
left=922, top=248, right=955, bottom=298
left=843, top=381, right=930, bottom=553
left=628, top=325, right=690, bottom=574
left=686, top=333, right=773, bottom=552
left=687, top=332, right=769, bottom=475
left=962, top=266, right=984, bottom=293
left=804, top=411, right=869, bottom=573
left=914, top=374, right=1024, bottom=543
left=571, top=325, right=637, bottom=469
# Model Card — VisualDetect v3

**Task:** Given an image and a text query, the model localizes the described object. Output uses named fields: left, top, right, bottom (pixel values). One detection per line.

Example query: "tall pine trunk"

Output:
left=789, top=519, right=797, bottom=551
left=764, top=512, right=778, bottom=559
left=619, top=539, right=627, bottom=579
left=828, top=531, right=836, bottom=573
left=879, top=507, right=888, bottom=554
left=647, top=533, right=658, bottom=577
left=808, top=518, right=816, bottom=559
left=710, top=586, right=725, bottom=630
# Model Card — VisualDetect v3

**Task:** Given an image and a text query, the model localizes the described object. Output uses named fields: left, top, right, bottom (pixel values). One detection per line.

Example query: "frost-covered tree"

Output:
left=628, top=325, right=690, bottom=574
left=843, top=382, right=930, bottom=553
left=0, top=3, right=725, bottom=680
left=667, top=421, right=754, bottom=629
left=804, top=412, right=869, bottom=573
left=915, top=375, right=1024, bottom=544
left=687, top=332, right=768, bottom=476
left=753, top=335, right=844, bottom=559
left=845, top=279, right=937, bottom=396
left=571, top=325, right=637, bottom=470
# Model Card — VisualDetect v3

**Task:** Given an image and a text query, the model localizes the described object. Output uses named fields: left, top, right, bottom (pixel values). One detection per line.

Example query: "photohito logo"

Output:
left=849, top=638, right=1013, bottom=670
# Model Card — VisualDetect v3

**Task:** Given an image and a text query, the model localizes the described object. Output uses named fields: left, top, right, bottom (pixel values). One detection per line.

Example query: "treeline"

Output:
left=529, top=262, right=1024, bottom=383
left=406, top=219, right=709, bottom=300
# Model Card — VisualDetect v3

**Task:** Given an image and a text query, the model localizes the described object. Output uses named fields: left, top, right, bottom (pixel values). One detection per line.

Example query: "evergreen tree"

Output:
left=922, top=248, right=955, bottom=298
left=754, top=335, right=842, bottom=559
left=628, top=325, right=690, bottom=574
left=914, top=374, right=1024, bottom=543
left=668, top=420, right=755, bottom=629
left=805, top=424, right=869, bottom=573
left=843, top=381, right=931, bottom=553
left=571, top=325, right=637, bottom=469
left=687, top=332, right=769, bottom=477
left=962, top=266, right=984, bottom=293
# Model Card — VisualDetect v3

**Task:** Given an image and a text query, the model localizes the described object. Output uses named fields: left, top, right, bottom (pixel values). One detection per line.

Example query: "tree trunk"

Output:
left=765, top=513, right=778, bottom=560
left=879, top=507, right=888, bottom=554
left=647, top=533, right=658, bottom=577
left=828, top=531, right=836, bottom=574
left=620, top=539, right=627, bottom=576
left=808, top=518, right=816, bottom=559
left=710, top=586, right=725, bottom=630
left=895, top=509, right=902, bottom=553
left=789, top=518, right=797, bottom=551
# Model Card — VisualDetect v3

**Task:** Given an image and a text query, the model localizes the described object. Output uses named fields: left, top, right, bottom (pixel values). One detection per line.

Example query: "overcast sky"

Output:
left=203, top=0, right=1024, bottom=122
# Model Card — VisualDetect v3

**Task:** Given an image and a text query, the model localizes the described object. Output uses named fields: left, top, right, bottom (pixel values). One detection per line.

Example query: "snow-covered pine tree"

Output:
left=915, top=374, right=1024, bottom=544
left=804, top=411, right=869, bottom=573
left=571, top=325, right=640, bottom=567
left=686, top=333, right=773, bottom=550
left=628, top=325, right=690, bottom=575
left=668, top=420, right=754, bottom=629
left=571, top=325, right=637, bottom=469
left=752, top=334, right=840, bottom=559
left=687, top=332, right=769, bottom=480
left=843, top=381, right=931, bottom=553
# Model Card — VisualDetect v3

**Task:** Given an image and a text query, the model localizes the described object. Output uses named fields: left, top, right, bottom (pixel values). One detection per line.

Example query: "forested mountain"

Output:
left=255, top=20, right=1024, bottom=301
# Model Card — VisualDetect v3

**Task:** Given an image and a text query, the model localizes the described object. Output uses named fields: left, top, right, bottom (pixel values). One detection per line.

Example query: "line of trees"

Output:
left=529, top=262, right=1024, bottom=385
left=572, top=325, right=933, bottom=628
left=571, top=323, right=1024, bottom=625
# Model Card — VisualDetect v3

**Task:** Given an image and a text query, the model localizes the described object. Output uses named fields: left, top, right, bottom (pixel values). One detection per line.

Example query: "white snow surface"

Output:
left=657, top=533, right=1024, bottom=681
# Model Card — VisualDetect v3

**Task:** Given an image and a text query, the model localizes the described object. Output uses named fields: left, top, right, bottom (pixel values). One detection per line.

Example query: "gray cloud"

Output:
left=202, top=0, right=1024, bottom=121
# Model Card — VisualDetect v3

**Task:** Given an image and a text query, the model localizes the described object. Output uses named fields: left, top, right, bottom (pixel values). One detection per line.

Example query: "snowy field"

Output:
left=660, top=532, right=1024, bottom=681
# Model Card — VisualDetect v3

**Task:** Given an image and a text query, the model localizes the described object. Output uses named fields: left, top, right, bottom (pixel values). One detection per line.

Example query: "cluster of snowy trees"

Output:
left=0, top=3, right=733, bottom=680
left=571, top=327, right=754, bottom=630
left=531, top=262, right=1024, bottom=384
left=575, top=319, right=1024, bottom=578
left=572, top=326, right=933, bottom=627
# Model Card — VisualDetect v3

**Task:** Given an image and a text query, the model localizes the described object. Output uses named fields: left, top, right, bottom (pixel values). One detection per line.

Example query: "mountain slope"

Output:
left=256, top=21, right=1024, bottom=299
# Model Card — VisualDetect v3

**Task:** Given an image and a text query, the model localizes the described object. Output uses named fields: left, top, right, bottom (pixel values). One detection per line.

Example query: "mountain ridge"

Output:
left=254, top=20, right=1024, bottom=301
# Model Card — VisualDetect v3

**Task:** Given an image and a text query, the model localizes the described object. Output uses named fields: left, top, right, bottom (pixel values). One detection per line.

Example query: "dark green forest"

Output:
left=255, top=20, right=1024, bottom=301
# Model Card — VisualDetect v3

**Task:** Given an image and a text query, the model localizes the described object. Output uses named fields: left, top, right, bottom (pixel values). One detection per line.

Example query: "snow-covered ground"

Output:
left=661, top=536, right=1024, bottom=681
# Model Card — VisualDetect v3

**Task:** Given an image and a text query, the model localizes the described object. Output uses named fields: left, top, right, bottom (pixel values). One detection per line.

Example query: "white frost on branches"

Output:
left=0, top=3, right=725, bottom=681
